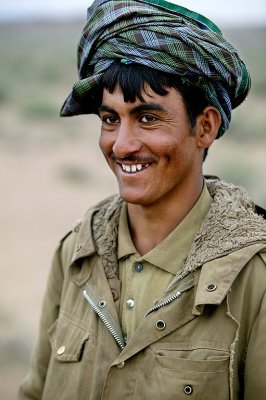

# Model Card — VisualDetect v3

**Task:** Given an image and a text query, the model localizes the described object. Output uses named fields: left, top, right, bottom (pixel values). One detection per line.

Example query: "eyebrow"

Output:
left=130, top=103, right=166, bottom=115
left=98, top=104, right=117, bottom=114
left=98, top=102, right=166, bottom=115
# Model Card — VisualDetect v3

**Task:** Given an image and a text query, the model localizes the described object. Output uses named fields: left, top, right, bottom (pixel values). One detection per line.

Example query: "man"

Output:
left=19, top=1, right=266, bottom=399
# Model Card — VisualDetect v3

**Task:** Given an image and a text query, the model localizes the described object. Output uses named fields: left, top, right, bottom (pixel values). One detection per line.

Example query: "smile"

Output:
left=121, top=163, right=150, bottom=173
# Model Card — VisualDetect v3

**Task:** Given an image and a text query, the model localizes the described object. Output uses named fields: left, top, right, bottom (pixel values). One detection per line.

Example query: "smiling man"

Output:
left=97, top=64, right=221, bottom=255
left=19, top=1, right=266, bottom=399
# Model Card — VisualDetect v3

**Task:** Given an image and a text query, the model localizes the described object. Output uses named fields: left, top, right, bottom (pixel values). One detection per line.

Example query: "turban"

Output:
left=61, top=0, right=251, bottom=138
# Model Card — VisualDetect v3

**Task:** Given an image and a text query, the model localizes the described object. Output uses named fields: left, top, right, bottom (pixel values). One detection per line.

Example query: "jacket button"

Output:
left=206, top=283, right=217, bottom=292
left=57, top=346, right=65, bottom=355
left=116, top=361, right=125, bottom=369
left=98, top=300, right=106, bottom=308
left=135, top=262, right=143, bottom=272
left=76, top=244, right=82, bottom=252
left=184, top=385, right=193, bottom=395
left=156, top=320, right=166, bottom=330
left=126, top=299, right=135, bottom=309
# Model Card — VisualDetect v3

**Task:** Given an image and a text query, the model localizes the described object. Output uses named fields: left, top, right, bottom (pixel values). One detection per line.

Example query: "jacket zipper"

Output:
left=144, top=276, right=195, bottom=318
left=83, top=290, right=125, bottom=350
left=83, top=277, right=193, bottom=347
left=144, top=290, right=182, bottom=318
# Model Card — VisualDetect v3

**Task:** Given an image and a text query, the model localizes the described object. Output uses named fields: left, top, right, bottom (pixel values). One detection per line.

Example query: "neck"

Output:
left=127, top=176, right=204, bottom=255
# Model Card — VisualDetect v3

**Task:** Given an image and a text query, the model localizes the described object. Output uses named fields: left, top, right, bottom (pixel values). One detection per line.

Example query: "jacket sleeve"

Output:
left=18, top=240, right=65, bottom=400
left=244, top=252, right=266, bottom=400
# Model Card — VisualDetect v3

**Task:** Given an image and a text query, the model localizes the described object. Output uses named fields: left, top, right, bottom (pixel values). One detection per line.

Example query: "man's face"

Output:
left=99, top=84, right=204, bottom=207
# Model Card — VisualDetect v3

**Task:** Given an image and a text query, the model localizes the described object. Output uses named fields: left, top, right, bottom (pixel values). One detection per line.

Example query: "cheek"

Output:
left=99, top=131, right=114, bottom=155
left=158, top=138, right=183, bottom=162
left=161, top=138, right=195, bottom=169
left=99, top=132, right=118, bottom=173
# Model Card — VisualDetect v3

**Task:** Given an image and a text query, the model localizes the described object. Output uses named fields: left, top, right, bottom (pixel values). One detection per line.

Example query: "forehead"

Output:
left=101, top=84, right=185, bottom=113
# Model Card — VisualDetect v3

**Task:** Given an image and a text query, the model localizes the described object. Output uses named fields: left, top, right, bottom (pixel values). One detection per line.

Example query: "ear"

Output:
left=195, top=106, right=221, bottom=149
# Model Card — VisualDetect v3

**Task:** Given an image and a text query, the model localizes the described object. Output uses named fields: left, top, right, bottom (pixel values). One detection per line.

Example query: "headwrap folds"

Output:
left=61, top=0, right=251, bottom=138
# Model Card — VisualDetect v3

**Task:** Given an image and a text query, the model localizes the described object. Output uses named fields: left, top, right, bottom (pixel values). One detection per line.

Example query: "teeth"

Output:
left=121, top=163, right=149, bottom=173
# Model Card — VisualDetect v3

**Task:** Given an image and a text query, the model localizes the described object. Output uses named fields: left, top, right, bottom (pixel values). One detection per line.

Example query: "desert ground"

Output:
left=0, top=20, right=265, bottom=398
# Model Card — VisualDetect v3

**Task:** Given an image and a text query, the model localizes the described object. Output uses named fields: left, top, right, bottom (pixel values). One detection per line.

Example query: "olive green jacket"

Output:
left=19, top=179, right=266, bottom=400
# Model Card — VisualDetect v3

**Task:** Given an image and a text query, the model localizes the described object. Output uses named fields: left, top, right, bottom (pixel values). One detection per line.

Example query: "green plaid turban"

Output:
left=61, top=0, right=251, bottom=138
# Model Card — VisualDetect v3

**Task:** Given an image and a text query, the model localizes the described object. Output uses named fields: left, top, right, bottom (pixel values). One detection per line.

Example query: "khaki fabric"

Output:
left=118, top=185, right=212, bottom=339
left=18, top=179, right=266, bottom=400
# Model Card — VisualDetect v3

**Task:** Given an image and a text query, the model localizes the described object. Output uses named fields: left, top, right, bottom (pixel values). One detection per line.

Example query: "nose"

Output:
left=112, top=121, right=142, bottom=159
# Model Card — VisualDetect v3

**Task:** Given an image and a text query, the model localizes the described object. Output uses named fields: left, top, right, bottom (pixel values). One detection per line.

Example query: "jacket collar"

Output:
left=166, top=178, right=266, bottom=291
left=69, top=179, right=266, bottom=290
left=69, top=195, right=122, bottom=286
left=71, top=208, right=96, bottom=261
left=192, top=243, right=266, bottom=315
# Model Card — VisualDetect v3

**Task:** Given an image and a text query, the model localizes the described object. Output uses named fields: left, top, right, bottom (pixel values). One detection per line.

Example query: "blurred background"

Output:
left=0, top=1, right=265, bottom=398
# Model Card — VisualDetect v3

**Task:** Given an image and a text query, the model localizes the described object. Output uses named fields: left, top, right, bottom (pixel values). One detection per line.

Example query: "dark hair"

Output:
left=92, top=60, right=210, bottom=159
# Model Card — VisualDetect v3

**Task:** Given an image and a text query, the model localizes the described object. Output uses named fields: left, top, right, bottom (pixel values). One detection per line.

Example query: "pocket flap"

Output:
left=48, top=314, right=90, bottom=362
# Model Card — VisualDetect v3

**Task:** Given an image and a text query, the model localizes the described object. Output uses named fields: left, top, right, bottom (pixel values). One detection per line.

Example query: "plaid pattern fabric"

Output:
left=60, top=0, right=251, bottom=138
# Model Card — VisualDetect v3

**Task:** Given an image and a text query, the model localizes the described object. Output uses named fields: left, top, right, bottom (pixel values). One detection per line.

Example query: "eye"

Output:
left=140, top=114, right=158, bottom=124
left=101, top=114, right=119, bottom=125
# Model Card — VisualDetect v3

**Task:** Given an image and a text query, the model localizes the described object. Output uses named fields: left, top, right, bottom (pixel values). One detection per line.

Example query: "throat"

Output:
left=132, top=234, right=163, bottom=256
left=127, top=181, right=204, bottom=255
left=127, top=207, right=182, bottom=255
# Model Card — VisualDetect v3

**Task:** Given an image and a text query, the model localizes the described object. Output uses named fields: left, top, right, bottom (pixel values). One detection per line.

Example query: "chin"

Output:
left=118, top=188, right=150, bottom=205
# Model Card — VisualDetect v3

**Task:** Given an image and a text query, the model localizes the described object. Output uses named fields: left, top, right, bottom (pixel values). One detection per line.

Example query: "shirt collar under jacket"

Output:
left=118, top=184, right=212, bottom=275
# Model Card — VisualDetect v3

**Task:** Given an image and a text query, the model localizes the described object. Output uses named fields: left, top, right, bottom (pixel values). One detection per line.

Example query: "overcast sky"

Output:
left=1, top=0, right=266, bottom=26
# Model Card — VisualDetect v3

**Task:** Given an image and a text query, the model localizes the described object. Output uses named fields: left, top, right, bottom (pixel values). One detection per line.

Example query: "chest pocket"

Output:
left=48, top=312, right=90, bottom=363
left=151, top=344, right=230, bottom=400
